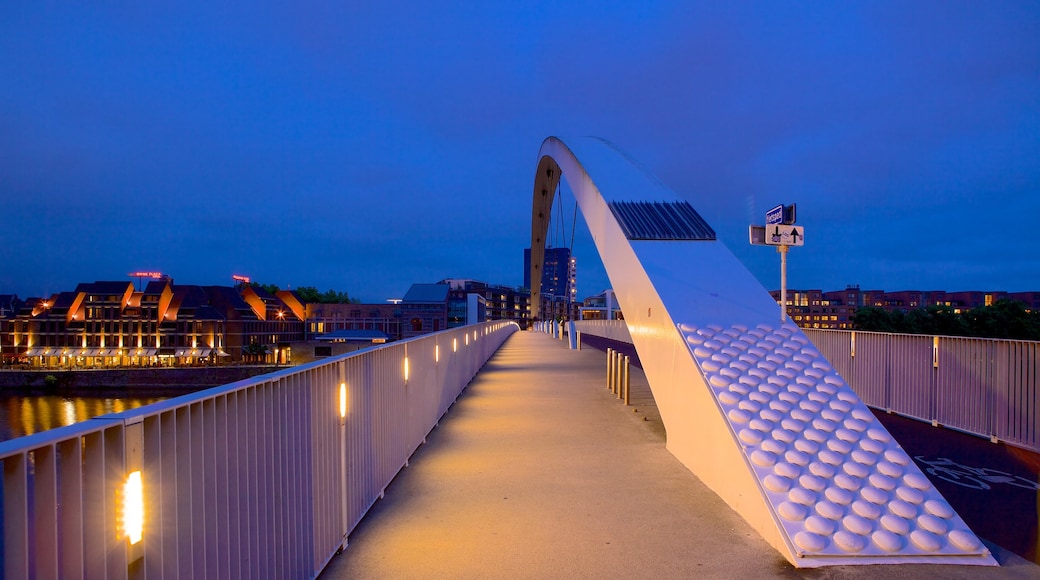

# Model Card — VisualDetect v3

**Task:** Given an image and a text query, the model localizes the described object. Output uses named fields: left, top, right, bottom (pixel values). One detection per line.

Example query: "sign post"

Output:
left=749, top=204, right=802, bottom=323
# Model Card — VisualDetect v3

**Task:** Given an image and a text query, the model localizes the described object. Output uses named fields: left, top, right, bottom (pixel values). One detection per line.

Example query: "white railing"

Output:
left=803, top=329, right=1038, bottom=452
left=571, top=322, right=1038, bottom=453
left=571, top=320, right=630, bottom=344
left=0, top=321, right=518, bottom=579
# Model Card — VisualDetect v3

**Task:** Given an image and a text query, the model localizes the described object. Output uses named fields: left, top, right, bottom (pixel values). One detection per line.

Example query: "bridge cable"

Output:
left=555, top=178, right=565, bottom=249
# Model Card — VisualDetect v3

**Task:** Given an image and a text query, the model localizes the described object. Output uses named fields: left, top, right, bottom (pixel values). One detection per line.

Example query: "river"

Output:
left=0, top=393, right=170, bottom=443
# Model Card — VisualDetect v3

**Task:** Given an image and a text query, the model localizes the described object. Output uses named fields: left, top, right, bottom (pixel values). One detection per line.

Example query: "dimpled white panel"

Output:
left=680, top=321, right=993, bottom=562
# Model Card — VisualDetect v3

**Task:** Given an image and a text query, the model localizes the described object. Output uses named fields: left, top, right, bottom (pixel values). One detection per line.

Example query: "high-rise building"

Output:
left=524, top=247, right=577, bottom=320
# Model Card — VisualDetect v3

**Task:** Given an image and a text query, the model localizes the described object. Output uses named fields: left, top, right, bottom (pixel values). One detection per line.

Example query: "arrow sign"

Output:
left=764, top=224, right=804, bottom=246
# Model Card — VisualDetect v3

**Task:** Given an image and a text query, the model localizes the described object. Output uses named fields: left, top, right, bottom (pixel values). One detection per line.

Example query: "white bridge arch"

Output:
left=529, top=136, right=996, bottom=568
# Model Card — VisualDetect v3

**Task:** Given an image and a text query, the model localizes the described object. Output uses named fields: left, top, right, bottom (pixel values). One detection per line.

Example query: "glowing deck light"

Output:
left=453, top=338, right=457, bottom=352
left=435, top=344, right=440, bottom=363
left=404, top=357, right=410, bottom=381
left=123, top=471, right=144, bottom=545
left=339, top=382, right=347, bottom=418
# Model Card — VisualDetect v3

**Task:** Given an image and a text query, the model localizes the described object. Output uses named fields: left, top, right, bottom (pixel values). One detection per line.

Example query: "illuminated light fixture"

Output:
left=339, top=383, right=347, bottom=418
left=404, top=357, right=410, bottom=381
left=465, top=334, right=469, bottom=346
left=453, top=338, right=457, bottom=352
left=435, top=344, right=440, bottom=363
left=123, top=470, right=144, bottom=545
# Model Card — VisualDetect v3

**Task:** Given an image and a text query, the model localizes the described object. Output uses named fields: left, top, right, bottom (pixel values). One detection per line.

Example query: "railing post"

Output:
left=606, top=348, right=614, bottom=391
left=611, top=357, right=619, bottom=403
left=623, top=355, right=630, bottom=406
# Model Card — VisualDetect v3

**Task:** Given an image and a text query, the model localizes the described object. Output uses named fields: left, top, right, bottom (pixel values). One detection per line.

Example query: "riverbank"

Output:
left=0, top=366, right=281, bottom=397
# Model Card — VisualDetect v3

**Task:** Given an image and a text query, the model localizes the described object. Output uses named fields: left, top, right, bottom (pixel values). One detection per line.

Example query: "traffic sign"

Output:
left=749, top=225, right=766, bottom=245
left=764, top=224, right=804, bottom=246
left=766, top=205, right=784, bottom=225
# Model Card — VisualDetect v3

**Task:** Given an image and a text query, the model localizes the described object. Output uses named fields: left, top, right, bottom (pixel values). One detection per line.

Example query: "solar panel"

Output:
left=607, top=201, right=716, bottom=241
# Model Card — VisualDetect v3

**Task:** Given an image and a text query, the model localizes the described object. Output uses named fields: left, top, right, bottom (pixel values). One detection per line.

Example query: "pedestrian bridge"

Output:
left=2, top=136, right=1028, bottom=577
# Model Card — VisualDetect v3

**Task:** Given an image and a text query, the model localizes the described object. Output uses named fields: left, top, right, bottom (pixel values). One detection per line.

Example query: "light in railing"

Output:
left=123, top=470, right=144, bottom=545
left=404, top=356, right=410, bottom=381
left=465, top=334, right=469, bottom=346
left=339, top=382, right=347, bottom=418
left=435, top=344, right=440, bottom=363
left=453, top=338, right=458, bottom=352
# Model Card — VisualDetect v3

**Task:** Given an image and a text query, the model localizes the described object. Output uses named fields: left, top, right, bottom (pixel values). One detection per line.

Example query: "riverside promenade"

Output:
left=319, top=331, right=1038, bottom=579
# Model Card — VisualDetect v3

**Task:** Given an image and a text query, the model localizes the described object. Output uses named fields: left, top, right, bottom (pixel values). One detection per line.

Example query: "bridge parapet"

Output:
left=0, top=321, right=518, bottom=578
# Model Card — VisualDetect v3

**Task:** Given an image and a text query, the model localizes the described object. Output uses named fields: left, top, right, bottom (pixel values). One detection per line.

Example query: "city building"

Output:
left=304, top=302, right=403, bottom=342
left=0, top=294, right=24, bottom=364
left=524, top=246, right=578, bottom=320
left=400, top=283, right=450, bottom=339
left=5, top=279, right=304, bottom=368
left=441, top=279, right=530, bottom=329
left=578, top=289, right=622, bottom=320
left=1009, top=292, right=1040, bottom=310
left=772, top=285, right=1032, bottom=329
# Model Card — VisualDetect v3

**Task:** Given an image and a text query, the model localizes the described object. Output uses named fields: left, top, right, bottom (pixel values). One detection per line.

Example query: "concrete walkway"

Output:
left=319, top=331, right=1037, bottom=579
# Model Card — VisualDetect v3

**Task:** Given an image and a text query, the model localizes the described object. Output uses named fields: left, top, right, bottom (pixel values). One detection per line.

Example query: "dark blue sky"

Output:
left=3, top=2, right=1038, bottom=302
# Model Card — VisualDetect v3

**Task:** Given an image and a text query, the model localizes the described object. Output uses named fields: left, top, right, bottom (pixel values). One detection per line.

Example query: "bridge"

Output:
left=1, top=137, right=1037, bottom=577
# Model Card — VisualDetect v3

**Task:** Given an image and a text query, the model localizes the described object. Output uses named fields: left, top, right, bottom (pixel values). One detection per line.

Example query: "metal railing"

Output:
left=804, top=329, right=1039, bottom=453
left=0, top=321, right=518, bottom=579
left=571, top=320, right=631, bottom=344
left=571, top=321, right=1038, bottom=452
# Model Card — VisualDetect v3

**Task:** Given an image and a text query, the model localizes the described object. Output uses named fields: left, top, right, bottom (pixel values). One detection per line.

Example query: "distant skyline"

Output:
left=3, top=2, right=1038, bottom=302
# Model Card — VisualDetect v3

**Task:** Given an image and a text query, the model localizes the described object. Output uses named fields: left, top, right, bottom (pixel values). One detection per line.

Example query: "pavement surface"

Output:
left=319, top=331, right=1040, bottom=579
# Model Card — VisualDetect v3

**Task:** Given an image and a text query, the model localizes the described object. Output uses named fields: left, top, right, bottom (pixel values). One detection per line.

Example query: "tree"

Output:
left=249, top=283, right=357, bottom=303
left=293, top=286, right=357, bottom=304
left=852, top=307, right=896, bottom=332
left=249, top=282, right=280, bottom=294
left=853, top=300, right=1038, bottom=340
left=242, top=343, right=268, bottom=356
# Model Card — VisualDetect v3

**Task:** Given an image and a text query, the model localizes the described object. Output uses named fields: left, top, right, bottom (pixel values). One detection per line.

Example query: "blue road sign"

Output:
left=766, top=204, right=784, bottom=225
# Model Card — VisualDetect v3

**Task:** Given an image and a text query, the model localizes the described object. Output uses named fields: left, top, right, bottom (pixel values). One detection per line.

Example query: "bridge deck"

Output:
left=319, top=331, right=1036, bottom=579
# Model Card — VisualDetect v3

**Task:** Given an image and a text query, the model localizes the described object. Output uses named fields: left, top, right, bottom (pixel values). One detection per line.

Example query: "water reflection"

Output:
left=0, top=394, right=167, bottom=443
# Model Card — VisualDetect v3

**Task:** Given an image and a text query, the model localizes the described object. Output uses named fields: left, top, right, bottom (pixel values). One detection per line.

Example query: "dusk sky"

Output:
left=3, top=2, right=1038, bottom=303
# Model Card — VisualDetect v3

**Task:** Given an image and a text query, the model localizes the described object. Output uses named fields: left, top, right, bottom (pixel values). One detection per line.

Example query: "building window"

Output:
left=411, top=318, right=423, bottom=332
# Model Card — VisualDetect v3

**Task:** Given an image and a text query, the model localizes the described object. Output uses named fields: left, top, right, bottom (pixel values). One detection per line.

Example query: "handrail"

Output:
left=803, top=328, right=1039, bottom=452
left=0, top=321, right=519, bottom=579
left=574, top=321, right=1038, bottom=452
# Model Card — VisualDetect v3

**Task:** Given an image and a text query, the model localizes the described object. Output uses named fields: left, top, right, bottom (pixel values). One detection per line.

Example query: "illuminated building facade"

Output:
left=304, top=302, right=403, bottom=341
left=5, top=280, right=305, bottom=368
left=524, top=247, right=577, bottom=321
left=771, top=285, right=1025, bottom=329
left=441, top=279, right=530, bottom=329
left=578, top=289, right=622, bottom=320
